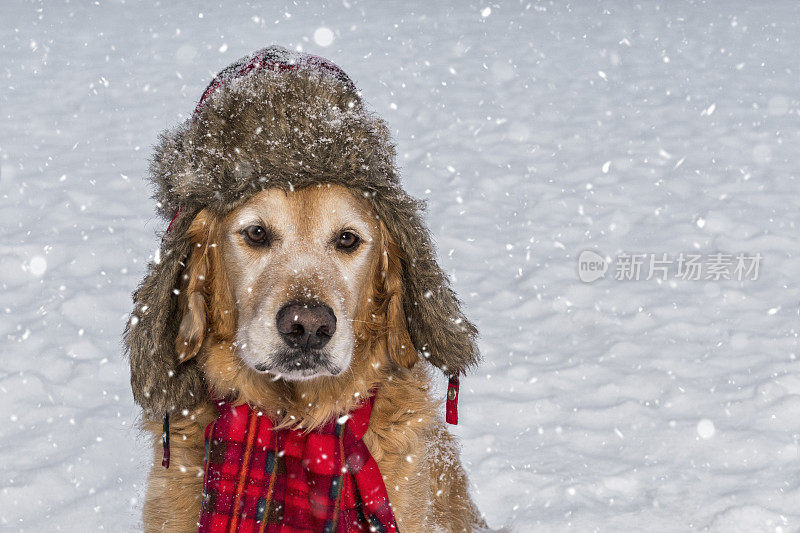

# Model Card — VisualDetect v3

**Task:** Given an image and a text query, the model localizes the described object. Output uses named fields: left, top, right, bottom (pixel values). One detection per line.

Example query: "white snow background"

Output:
left=2, top=1, right=799, bottom=531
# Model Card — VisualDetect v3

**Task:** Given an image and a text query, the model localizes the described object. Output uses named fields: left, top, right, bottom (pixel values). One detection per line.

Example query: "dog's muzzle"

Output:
left=251, top=301, right=341, bottom=377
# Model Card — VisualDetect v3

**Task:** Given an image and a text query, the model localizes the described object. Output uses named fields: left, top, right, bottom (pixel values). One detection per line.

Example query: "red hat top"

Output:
left=194, top=45, right=357, bottom=114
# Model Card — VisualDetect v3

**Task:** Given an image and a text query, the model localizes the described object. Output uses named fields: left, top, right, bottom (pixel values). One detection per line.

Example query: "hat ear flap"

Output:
left=377, top=194, right=481, bottom=377
left=124, top=209, right=206, bottom=418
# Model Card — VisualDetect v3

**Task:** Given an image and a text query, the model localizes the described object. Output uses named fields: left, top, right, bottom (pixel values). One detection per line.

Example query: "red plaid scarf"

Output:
left=198, top=394, right=399, bottom=533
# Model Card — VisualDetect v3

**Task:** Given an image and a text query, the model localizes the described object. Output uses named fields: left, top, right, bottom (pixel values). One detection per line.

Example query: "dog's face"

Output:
left=173, top=183, right=417, bottom=386
left=223, top=184, right=379, bottom=380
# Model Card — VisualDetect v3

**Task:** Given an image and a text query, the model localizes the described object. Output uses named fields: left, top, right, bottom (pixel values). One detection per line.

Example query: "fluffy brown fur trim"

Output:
left=125, top=209, right=206, bottom=416
left=125, top=64, right=480, bottom=417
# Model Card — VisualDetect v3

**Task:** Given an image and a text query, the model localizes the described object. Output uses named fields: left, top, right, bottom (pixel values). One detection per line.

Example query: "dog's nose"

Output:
left=275, top=302, right=337, bottom=350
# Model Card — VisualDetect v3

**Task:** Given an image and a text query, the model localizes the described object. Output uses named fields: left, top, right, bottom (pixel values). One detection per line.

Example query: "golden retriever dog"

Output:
left=125, top=46, right=487, bottom=532
left=141, top=184, right=485, bottom=531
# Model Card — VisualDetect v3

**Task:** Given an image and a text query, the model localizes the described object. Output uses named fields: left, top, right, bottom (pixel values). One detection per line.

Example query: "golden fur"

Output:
left=142, top=185, right=485, bottom=532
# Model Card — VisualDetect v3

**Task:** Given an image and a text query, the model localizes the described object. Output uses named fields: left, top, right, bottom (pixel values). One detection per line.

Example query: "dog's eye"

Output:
left=242, top=225, right=270, bottom=246
left=337, top=231, right=360, bottom=251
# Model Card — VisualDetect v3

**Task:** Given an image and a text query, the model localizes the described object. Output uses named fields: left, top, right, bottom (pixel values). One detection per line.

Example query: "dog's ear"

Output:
left=370, top=191, right=481, bottom=378
left=174, top=210, right=212, bottom=363
left=174, top=209, right=236, bottom=363
left=375, top=219, right=418, bottom=369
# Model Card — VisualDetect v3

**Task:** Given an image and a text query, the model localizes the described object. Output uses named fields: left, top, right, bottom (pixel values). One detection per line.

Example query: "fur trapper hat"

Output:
left=125, top=46, right=480, bottom=417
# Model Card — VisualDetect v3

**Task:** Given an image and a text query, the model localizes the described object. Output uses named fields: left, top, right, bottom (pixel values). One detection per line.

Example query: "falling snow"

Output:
left=313, top=27, right=334, bottom=47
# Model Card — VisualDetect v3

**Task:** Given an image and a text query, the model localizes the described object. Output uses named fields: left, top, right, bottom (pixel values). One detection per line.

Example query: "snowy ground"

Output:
left=2, top=1, right=800, bottom=531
